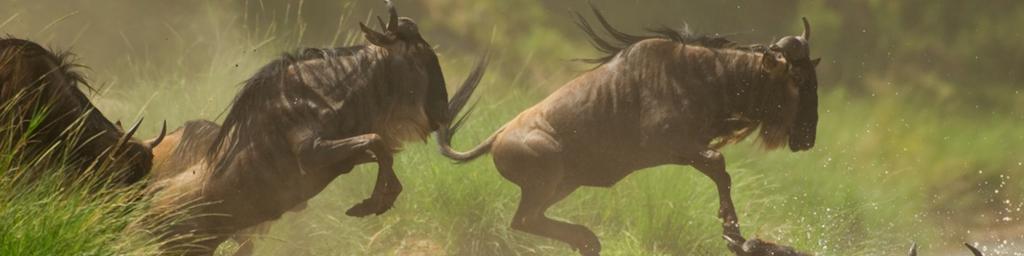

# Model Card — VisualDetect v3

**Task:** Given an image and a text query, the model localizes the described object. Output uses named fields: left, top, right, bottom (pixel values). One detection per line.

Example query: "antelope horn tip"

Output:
left=801, top=17, right=811, bottom=41
left=117, top=117, right=143, bottom=149
left=149, top=120, right=167, bottom=148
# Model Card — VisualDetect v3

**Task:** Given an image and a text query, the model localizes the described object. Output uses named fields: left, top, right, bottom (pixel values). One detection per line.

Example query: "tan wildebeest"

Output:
left=146, top=119, right=303, bottom=255
left=140, top=1, right=489, bottom=254
left=436, top=6, right=821, bottom=256
left=0, top=37, right=165, bottom=186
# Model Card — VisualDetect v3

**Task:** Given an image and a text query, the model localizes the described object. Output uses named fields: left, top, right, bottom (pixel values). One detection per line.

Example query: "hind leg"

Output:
left=511, top=183, right=599, bottom=255
left=494, top=126, right=599, bottom=254
left=495, top=152, right=598, bottom=252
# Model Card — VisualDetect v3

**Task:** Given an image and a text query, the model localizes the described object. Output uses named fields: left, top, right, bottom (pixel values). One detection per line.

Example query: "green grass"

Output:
left=3, top=2, right=1023, bottom=256
left=0, top=101, right=162, bottom=256
left=210, top=88, right=1023, bottom=256
left=0, top=172, right=159, bottom=256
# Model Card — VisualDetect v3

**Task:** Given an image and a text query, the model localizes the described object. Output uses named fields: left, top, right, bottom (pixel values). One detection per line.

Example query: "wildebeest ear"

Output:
left=359, top=22, right=390, bottom=46
left=811, top=58, right=821, bottom=67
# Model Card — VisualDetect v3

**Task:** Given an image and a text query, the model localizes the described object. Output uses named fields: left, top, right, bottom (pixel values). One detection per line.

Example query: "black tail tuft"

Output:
left=443, top=52, right=489, bottom=143
left=436, top=51, right=500, bottom=163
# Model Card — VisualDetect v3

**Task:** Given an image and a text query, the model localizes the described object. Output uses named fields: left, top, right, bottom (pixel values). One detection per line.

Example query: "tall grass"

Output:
left=0, top=93, right=162, bottom=255
left=232, top=88, right=1022, bottom=256
left=3, top=1, right=1022, bottom=256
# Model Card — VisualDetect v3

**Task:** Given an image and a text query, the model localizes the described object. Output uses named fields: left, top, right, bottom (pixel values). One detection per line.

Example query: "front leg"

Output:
left=689, top=149, right=744, bottom=249
left=690, top=149, right=810, bottom=256
left=291, top=133, right=402, bottom=217
left=345, top=148, right=402, bottom=217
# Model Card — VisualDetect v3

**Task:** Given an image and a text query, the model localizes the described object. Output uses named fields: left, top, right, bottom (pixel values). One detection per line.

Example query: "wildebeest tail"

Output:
left=436, top=53, right=501, bottom=163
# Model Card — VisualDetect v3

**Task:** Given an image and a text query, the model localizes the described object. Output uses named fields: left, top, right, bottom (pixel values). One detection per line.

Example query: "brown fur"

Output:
left=146, top=120, right=304, bottom=256
left=141, top=2, right=489, bottom=255
left=437, top=7, right=820, bottom=256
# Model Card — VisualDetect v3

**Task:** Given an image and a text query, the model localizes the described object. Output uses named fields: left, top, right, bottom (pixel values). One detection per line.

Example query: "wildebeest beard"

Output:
left=421, top=48, right=448, bottom=130
left=788, top=60, right=818, bottom=151
left=710, top=50, right=802, bottom=151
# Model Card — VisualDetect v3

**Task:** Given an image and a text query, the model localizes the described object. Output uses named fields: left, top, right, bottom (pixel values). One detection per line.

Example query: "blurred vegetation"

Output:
left=1, top=0, right=1023, bottom=255
left=238, top=1, right=1024, bottom=104
left=3, top=0, right=1023, bottom=101
left=0, top=94, right=163, bottom=255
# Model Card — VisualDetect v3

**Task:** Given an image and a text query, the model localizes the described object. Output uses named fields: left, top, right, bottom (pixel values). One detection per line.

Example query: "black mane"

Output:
left=208, top=44, right=380, bottom=172
left=0, top=36, right=91, bottom=89
left=573, top=5, right=760, bottom=64
left=0, top=37, right=119, bottom=146
left=0, top=37, right=158, bottom=185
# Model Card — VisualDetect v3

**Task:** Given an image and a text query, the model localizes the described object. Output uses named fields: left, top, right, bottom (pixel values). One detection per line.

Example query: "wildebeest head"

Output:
left=107, top=118, right=166, bottom=184
left=768, top=18, right=821, bottom=152
left=358, top=0, right=448, bottom=131
left=0, top=37, right=166, bottom=185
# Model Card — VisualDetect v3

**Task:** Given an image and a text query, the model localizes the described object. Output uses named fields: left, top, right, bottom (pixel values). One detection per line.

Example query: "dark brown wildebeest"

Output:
left=0, top=37, right=165, bottom=186
left=436, top=6, right=820, bottom=256
left=141, top=1, right=489, bottom=254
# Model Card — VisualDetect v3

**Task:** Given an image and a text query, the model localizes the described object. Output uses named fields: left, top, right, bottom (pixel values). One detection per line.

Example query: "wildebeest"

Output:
left=436, top=6, right=820, bottom=256
left=0, top=37, right=165, bottom=186
left=142, top=1, right=489, bottom=254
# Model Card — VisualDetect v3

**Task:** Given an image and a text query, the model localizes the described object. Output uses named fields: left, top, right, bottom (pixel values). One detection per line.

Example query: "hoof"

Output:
left=735, top=238, right=811, bottom=256
left=574, top=239, right=601, bottom=256
left=723, top=234, right=747, bottom=254
left=578, top=246, right=600, bottom=256
left=344, top=198, right=393, bottom=217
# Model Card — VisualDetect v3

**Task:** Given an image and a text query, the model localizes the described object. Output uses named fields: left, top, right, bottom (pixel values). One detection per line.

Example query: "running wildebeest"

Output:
left=0, top=37, right=165, bottom=186
left=142, top=1, right=489, bottom=254
left=436, top=6, right=820, bottom=256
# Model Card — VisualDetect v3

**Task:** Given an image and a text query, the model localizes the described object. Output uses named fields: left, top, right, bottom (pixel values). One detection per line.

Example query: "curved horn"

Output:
left=801, top=17, right=811, bottom=41
left=908, top=242, right=917, bottom=256
left=147, top=120, right=167, bottom=148
left=117, top=118, right=143, bottom=149
left=385, top=0, right=398, bottom=31
left=376, top=16, right=387, bottom=31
